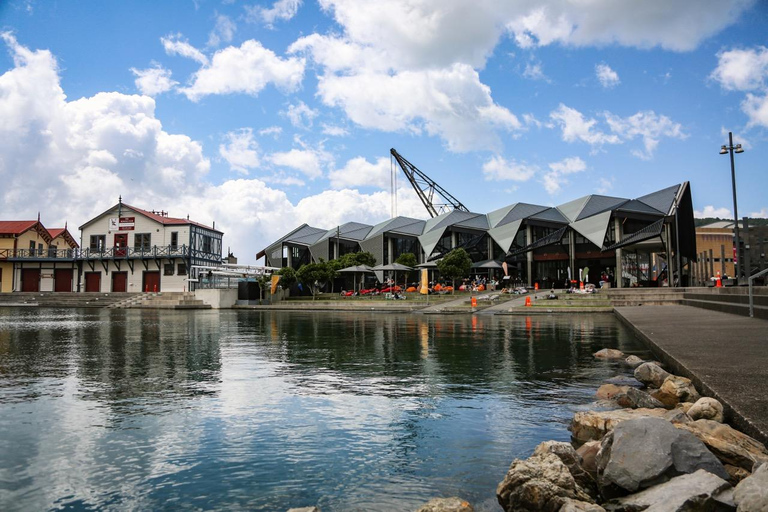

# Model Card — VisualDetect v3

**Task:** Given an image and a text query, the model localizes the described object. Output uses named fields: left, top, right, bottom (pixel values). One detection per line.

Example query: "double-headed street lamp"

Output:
left=720, top=132, right=744, bottom=283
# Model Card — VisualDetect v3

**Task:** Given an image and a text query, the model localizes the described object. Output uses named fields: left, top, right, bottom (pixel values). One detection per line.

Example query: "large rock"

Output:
left=596, top=417, right=729, bottom=497
left=603, top=469, right=735, bottom=512
left=534, top=441, right=597, bottom=498
left=624, top=355, right=644, bottom=368
left=559, top=498, right=606, bottom=511
left=570, top=408, right=671, bottom=445
left=675, top=419, right=768, bottom=471
left=415, top=497, right=474, bottom=512
left=688, top=397, right=724, bottom=423
left=576, top=441, right=601, bottom=476
left=602, top=376, right=644, bottom=388
left=594, top=349, right=625, bottom=360
left=613, top=388, right=665, bottom=409
left=650, top=388, right=680, bottom=409
left=496, top=451, right=594, bottom=512
left=734, top=463, right=768, bottom=511
left=634, top=363, right=670, bottom=388
left=660, top=375, right=701, bottom=403
left=596, top=384, right=628, bottom=400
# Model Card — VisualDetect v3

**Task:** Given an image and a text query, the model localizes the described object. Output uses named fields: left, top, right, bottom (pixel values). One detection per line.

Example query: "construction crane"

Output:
left=390, top=148, right=469, bottom=218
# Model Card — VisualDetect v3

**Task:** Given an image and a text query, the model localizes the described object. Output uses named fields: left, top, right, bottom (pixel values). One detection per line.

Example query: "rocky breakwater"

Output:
left=496, top=350, right=768, bottom=512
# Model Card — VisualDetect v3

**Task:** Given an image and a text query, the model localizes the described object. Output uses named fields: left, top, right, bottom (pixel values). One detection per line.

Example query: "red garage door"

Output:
left=85, top=272, right=101, bottom=292
left=112, top=272, right=128, bottom=292
left=54, top=269, right=73, bottom=292
left=21, top=269, right=40, bottom=292
left=143, top=271, right=160, bottom=293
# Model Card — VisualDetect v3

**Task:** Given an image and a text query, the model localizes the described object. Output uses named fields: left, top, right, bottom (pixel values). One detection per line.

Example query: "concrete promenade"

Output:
left=615, top=305, right=768, bottom=444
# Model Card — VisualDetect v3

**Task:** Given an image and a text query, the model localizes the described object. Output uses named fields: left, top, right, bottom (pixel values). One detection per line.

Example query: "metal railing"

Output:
left=0, top=245, right=193, bottom=260
left=748, top=268, right=768, bottom=318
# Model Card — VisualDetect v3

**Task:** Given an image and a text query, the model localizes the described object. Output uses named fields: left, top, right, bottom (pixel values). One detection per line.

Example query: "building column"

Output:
left=568, top=230, right=576, bottom=285
left=286, top=244, right=293, bottom=268
left=526, top=225, right=533, bottom=287
left=665, top=223, right=675, bottom=286
left=451, top=231, right=457, bottom=249
left=720, top=245, right=725, bottom=278
left=743, top=217, right=752, bottom=279
left=387, top=237, right=394, bottom=264
left=615, top=218, right=623, bottom=288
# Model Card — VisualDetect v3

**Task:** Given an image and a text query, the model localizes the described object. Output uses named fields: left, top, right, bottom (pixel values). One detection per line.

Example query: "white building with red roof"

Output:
left=78, top=198, right=223, bottom=292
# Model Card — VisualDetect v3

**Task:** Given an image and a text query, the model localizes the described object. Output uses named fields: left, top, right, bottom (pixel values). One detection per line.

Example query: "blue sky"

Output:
left=0, top=0, right=766, bottom=262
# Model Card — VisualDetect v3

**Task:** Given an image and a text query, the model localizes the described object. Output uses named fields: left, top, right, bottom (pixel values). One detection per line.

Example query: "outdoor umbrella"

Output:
left=338, top=265, right=374, bottom=293
left=371, top=262, right=414, bottom=290
left=470, top=259, right=503, bottom=269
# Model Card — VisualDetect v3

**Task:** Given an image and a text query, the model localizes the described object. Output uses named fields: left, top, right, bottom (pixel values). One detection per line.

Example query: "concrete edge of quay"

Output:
left=613, top=307, right=768, bottom=445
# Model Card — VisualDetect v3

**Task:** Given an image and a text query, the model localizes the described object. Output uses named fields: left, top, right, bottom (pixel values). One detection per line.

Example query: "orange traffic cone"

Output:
left=716, top=271, right=722, bottom=288
left=471, top=296, right=477, bottom=308
left=534, top=282, right=539, bottom=291
left=525, top=296, right=532, bottom=307
left=580, top=281, right=584, bottom=290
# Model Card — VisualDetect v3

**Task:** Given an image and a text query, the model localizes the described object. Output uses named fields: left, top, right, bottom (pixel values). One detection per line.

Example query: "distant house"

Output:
left=78, top=199, right=223, bottom=292
left=0, top=219, right=79, bottom=292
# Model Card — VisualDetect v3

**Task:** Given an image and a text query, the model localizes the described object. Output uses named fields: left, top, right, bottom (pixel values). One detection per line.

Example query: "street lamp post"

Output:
left=720, top=132, right=744, bottom=283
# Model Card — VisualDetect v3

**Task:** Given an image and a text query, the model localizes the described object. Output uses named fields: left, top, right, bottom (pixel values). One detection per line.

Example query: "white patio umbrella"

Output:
left=338, top=265, right=374, bottom=293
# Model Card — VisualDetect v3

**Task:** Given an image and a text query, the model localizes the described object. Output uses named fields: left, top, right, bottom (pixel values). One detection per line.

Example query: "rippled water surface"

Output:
left=0, top=308, right=650, bottom=511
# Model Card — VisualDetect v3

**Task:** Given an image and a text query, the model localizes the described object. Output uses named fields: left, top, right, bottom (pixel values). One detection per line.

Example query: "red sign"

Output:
left=109, top=217, right=136, bottom=231
left=733, top=246, right=737, bottom=263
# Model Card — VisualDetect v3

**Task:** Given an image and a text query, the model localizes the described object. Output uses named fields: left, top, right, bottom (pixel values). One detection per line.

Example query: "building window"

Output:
left=134, top=233, right=151, bottom=252
left=29, top=241, right=35, bottom=253
left=202, top=235, right=212, bottom=254
left=177, top=263, right=187, bottom=275
left=164, top=264, right=174, bottom=276
left=171, top=232, right=178, bottom=250
left=38, top=243, right=44, bottom=256
left=90, top=235, right=106, bottom=252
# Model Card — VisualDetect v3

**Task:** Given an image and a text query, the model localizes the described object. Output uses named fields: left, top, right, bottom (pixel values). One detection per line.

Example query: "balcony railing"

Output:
left=0, top=245, right=191, bottom=260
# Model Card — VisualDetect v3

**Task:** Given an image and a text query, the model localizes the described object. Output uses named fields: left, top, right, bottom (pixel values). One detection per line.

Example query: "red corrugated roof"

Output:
left=124, top=204, right=221, bottom=232
left=48, top=228, right=80, bottom=248
left=0, top=220, right=38, bottom=235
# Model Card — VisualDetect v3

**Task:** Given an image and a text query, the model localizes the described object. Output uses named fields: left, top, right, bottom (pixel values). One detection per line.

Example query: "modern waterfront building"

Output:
left=261, top=182, right=697, bottom=288
left=79, top=199, right=223, bottom=292
left=694, top=220, right=768, bottom=282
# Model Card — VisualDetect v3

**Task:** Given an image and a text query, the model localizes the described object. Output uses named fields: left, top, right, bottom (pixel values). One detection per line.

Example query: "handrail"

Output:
left=748, top=268, right=768, bottom=318
left=0, top=245, right=202, bottom=260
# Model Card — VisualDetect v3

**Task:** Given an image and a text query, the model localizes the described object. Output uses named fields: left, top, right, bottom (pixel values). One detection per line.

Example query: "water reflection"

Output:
left=0, top=308, right=649, bottom=511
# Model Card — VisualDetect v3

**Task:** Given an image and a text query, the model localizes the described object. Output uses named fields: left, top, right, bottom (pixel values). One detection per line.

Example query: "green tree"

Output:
left=276, top=267, right=297, bottom=290
left=297, top=261, right=334, bottom=299
left=436, top=248, right=472, bottom=294
left=395, top=252, right=417, bottom=287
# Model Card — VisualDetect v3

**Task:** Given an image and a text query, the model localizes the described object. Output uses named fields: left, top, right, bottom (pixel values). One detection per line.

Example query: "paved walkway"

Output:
left=615, top=305, right=768, bottom=444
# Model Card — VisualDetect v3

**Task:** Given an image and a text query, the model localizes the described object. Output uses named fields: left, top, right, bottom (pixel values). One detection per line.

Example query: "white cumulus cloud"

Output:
left=694, top=206, right=732, bottom=218
left=604, top=111, right=686, bottom=159
left=219, top=128, right=260, bottom=174
left=543, top=156, right=586, bottom=194
left=246, top=0, right=302, bottom=27
left=161, top=34, right=209, bottom=65
left=208, top=14, right=236, bottom=47
left=130, top=64, right=178, bottom=96
left=711, top=46, right=768, bottom=91
left=284, top=101, right=318, bottom=129
left=595, top=63, right=620, bottom=88
left=482, top=155, right=536, bottom=182
left=550, top=104, right=621, bottom=147
left=328, top=156, right=390, bottom=189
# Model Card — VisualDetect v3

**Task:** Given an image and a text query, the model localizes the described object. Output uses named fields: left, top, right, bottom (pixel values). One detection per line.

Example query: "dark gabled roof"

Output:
left=636, top=185, right=681, bottom=216
left=365, top=216, right=425, bottom=239
left=494, top=203, right=548, bottom=227
left=615, top=199, right=665, bottom=216
left=527, top=207, right=569, bottom=224
left=284, top=224, right=328, bottom=245
left=423, top=210, right=480, bottom=234
left=319, top=221, right=373, bottom=242
left=576, top=195, right=628, bottom=221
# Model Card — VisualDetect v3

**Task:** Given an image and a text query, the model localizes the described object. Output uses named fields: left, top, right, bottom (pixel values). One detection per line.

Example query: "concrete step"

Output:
left=684, top=292, right=768, bottom=307
left=682, top=298, right=768, bottom=320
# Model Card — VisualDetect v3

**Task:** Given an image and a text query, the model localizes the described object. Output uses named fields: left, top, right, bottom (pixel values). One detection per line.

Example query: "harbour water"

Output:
left=0, top=308, right=649, bottom=511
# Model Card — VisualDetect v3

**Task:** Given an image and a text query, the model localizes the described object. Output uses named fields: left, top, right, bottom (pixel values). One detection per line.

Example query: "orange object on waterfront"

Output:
left=716, top=271, right=722, bottom=287
left=471, top=297, right=477, bottom=307
left=525, top=296, right=531, bottom=307
left=534, top=282, right=539, bottom=290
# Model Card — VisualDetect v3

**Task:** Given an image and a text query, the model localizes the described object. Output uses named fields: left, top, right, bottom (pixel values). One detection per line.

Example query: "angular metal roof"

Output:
left=576, top=195, right=628, bottom=221
left=527, top=207, right=569, bottom=224
left=636, top=184, right=681, bottom=216
left=319, top=221, right=373, bottom=242
left=284, top=224, right=328, bottom=245
left=614, top=199, right=664, bottom=216
left=557, top=196, right=591, bottom=223
left=364, top=216, right=425, bottom=239
left=488, top=219, right=523, bottom=254
left=570, top=210, right=613, bottom=249
left=487, top=202, right=549, bottom=228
